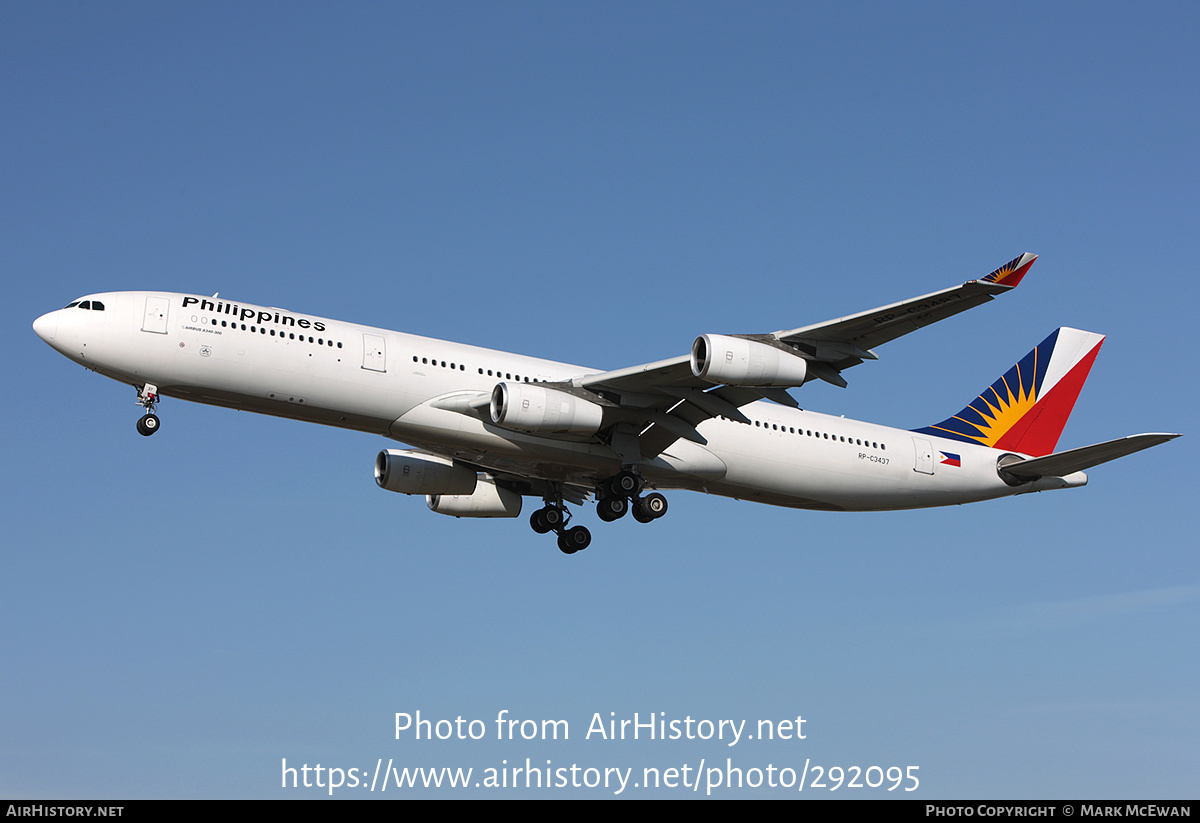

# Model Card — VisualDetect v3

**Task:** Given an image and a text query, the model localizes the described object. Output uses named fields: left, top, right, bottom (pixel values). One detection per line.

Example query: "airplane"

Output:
left=32, top=253, right=1178, bottom=554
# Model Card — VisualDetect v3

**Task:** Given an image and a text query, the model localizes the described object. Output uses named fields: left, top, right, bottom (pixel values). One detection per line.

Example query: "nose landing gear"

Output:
left=135, top=383, right=160, bottom=436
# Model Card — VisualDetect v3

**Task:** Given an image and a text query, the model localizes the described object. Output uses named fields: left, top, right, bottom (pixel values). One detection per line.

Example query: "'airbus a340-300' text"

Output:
left=33, top=254, right=1178, bottom=553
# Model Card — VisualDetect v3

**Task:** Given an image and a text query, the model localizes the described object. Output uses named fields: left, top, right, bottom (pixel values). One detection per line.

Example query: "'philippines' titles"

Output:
left=181, top=296, right=326, bottom=332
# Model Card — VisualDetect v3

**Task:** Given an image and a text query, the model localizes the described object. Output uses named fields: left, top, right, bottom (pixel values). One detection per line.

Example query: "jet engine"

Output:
left=691, top=334, right=809, bottom=387
left=375, top=450, right=477, bottom=496
left=489, top=382, right=605, bottom=434
left=427, top=477, right=523, bottom=518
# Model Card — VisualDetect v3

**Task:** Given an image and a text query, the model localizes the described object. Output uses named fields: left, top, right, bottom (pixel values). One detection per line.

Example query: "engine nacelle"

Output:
left=691, top=334, right=809, bottom=387
left=489, top=382, right=605, bottom=434
left=428, top=478, right=523, bottom=518
left=375, top=450, right=477, bottom=496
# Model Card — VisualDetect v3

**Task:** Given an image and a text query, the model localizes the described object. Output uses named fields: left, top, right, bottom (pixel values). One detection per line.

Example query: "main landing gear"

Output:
left=597, top=470, right=668, bottom=525
left=527, top=470, right=669, bottom=555
left=530, top=502, right=592, bottom=555
left=135, top=383, right=160, bottom=436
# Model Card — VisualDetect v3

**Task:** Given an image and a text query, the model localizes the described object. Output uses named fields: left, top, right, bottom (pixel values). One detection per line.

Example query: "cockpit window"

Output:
left=64, top=301, right=80, bottom=309
left=91, top=301, right=104, bottom=311
left=79, top=301, right=91, bottom=309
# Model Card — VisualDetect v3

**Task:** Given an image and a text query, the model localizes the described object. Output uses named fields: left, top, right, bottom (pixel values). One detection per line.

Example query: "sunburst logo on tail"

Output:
left=981, top=253, right=1038, bottom=287
left=914, top=328, right=1104, bottom=457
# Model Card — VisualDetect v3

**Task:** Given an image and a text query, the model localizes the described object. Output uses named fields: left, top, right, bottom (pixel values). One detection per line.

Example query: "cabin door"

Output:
left=362, top=334, right=386, bottom=372
left=913, top=437, right=935, bottom=475
left=141, top=297, right=169, bottom=334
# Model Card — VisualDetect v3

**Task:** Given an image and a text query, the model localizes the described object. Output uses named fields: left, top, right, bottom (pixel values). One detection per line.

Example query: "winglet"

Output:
left=980, top=252, right=1037, bottom=288
left=914, top=327, right=1104, bottom=456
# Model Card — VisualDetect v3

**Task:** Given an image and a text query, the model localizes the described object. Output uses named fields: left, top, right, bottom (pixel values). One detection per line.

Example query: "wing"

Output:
left=566, top=253, right=1036, bottom=457
left=576, top=253, right=1037, bottom=398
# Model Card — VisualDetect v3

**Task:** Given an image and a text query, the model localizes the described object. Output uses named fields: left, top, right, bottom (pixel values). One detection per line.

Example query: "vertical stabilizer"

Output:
left=913, top=328, right=1105, bottom=456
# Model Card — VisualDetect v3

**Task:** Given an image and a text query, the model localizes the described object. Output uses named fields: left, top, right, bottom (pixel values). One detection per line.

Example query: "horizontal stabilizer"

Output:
left=1000, top=433, right=1180, bottom=480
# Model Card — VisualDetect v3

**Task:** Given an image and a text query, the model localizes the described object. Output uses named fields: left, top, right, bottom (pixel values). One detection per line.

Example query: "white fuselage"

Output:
left=33, top=291, right=1082, bottom=513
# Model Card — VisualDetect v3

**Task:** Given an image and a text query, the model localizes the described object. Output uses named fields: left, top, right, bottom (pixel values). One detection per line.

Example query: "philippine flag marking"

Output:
left=939, top=451, right=961, bottom=467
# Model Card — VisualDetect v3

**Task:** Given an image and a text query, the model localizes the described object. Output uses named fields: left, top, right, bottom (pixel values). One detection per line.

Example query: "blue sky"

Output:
left=2, top=2, right=1196, bottom=798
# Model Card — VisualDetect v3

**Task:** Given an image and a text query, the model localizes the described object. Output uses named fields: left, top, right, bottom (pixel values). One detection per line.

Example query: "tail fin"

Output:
left=913, top=328, right=1105, bottom=456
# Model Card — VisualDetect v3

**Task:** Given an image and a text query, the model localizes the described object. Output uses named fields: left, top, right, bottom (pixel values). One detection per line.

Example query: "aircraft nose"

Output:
left=33, top=311, right=58, bottom=343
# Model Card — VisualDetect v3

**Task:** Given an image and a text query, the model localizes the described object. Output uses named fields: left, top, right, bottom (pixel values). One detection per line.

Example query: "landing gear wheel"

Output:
left=136, top=414, right=160, bottom=437
left=641, top=492, right=667, bottom=518
left=597, top=496, right=628, bottom=522
left=542, top=507, right=564, bottom=529
left=634, top=493, right=668, bottom=522
left=608, top=470, right=642, bottom=498
left=531, top=506, right=565, bottom=534
left=557, top=526, right=591, bottom=554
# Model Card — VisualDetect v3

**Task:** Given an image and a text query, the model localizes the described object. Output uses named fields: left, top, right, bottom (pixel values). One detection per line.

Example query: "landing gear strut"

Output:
left=135, top=383, right=160, bottom=437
